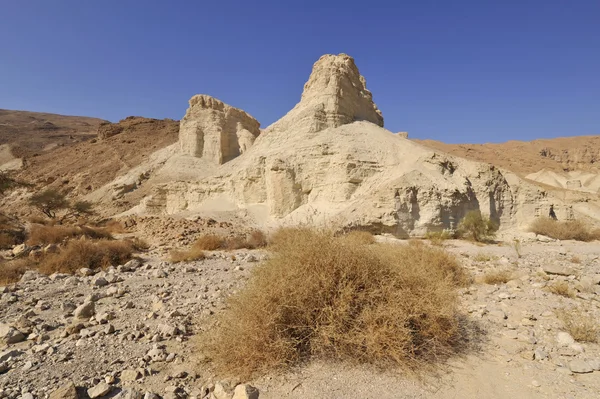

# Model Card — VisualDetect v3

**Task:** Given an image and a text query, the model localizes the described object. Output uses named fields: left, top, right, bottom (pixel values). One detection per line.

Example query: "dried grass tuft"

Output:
left=530, top=217, right=600, bottom=242
left=557, top=309, right=599, bottom=343
left=482, top=269, right=513, bottom=285
left=547, top=281, right=576, bottom=298
left=38, top=239, right=133, bottom=274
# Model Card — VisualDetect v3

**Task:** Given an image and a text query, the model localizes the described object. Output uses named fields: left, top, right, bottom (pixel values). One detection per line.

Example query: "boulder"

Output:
left=87, top=382, right=112, bottom=398
left=0, top=323, right=25, bottom=345
left=74, top=301, right=95, bottom=320
left=232, top=384, right=259, bottom=399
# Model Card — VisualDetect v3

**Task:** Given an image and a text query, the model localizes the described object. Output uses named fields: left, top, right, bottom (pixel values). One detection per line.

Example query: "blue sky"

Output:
left=1, top=1, right=598, bottom=143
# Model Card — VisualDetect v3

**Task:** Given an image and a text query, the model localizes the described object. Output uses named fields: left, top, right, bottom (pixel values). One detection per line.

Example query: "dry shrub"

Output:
left=473, top=252, right=497, bottom=262
left=558, top=309, right=599, bottom=343
left=27, top=224, right=112, bottom=246
left=202, top=229, right=471, bottom=378
left=169, top=248, right=205, bottom=263
left=530, top=217, right=600, bottom=242
left=103, top=219, right=126, bottom=234
left=38, top=239, right=133, bottom=274
left=268, top=227, right=315, bottom=249
left=425, top=230, right=453, bottom=246
left=245, top=230, right=268, bottom=249
left=342, top=230, right=375, bottom=245
left=223, top=236, right=247, bottom=250
left=0, top=232, right=17, bottom=249
left=223, top=231, right=268, bottom=250
left=482, top=269, right=513, bottom=285
left=28, top=216, right=52, bottom=225
left=128, top=237, right=151, bottom=252
left=547, top=281, right=575, bottom=298
left=193, top=234, right=224, bottom=250
left=570, top=256, right=581, bottom=264
left=0, top=259, right=31, bottom=285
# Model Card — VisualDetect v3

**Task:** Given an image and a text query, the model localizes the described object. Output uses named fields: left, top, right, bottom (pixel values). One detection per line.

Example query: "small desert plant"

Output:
left=0, top=259, right=31, bottom=285
left=547, top=281, right=575, bottom=298
left=26, top=224, right=112, bottom=246
left=103, top=219, right=127, bottom=234
left=245, top=230, right=268, bottom=249
left=511, top=239, right=522, bottom=259
left=457, top=211, right=498, bottom=243
left=193, top=234, right=225, bottom=250
left=128, top=237, right=150, bottom=252
left=482, top=269, right=513, bottom=285
left=29, top=189, right=70, bottom=219
left=557, top=309, right=599, bottom=343
left=473, top=252, right=497, bottom=262
left=425, top=230, right=453, bottom=246
left=169, top=248, right=205, bottom=263
left=0, top=232, right=17, bottom=249
left=201, top=229, right=471, bottom=378
left=0, top=171, right=26, bottom=195
left=530, top=217, right=600, bottom=242
left=38, top=239, right=133, bottom=274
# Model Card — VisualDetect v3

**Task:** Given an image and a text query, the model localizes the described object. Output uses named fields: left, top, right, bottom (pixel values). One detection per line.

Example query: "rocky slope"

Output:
left=0, top=110, right=106, bottom=170
left=3, top=117, right=179, bottom=219
left=418, top=136, right=600, bottom=194
left=1, top=237, right=600, bottom=399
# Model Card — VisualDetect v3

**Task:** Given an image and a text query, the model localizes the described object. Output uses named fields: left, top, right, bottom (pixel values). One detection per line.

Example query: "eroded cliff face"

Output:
left=179, top=95, right=260, bottom=164
left=135, top=53, right=597, bottom=234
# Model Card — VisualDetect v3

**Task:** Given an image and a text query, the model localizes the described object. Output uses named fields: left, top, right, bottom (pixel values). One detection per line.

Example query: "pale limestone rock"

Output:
left=0, top=323, right=25, bottom=345
left=265, top=53, right=383, bottom=135
left=87, top=382, right=112, bottom=398
left=49, top=381, right=78, bottom=399
left=569, top=359, right=593, bottom=373
left=232, top=384, right=259, bottom=399
left=145, top=54, right=517, bottom=236
left=179, top=95, right=260, bottom=164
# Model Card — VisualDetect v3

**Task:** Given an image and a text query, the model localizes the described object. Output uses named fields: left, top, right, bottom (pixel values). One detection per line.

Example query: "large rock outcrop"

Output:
left=179, top=95, right=260, bottom=164
left=124, top=53, right=599, bottom=234
left=264, top=53, right=383, bottom=135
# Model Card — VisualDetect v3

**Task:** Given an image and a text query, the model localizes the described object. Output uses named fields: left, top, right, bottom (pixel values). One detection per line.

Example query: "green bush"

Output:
left=457, top=210, right=498, bottom=242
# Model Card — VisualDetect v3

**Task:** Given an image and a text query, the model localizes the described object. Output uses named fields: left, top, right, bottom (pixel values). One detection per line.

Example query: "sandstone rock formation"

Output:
left=179, top=95, right=260, bottom=164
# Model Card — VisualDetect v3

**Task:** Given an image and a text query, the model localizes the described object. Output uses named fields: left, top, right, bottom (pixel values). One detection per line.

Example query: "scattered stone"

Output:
left=114, top=389, right=143, bottom=399
left=74, top=301, right=95, bottom=319
left=87, top=382, right=112, bottom=398
left=120, top=369, right=142, bottom=382
left=569, top=360, right=594, bottom=374
left=0, top=323, right=25, bottom=344
left=543, top=264, right=574, bottom=276
left=93, top=277, right=109, bottom=287
left=232, top=384, right=259, bottom=399
left=49, top=381, right=79, bottom=399
left=557, top=332, right=575, bottom=347
left=0, top=349, right=22, bottom=362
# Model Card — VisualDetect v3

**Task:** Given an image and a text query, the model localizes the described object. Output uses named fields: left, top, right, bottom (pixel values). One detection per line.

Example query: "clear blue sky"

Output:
left=1, top=1, right=598, bottom=143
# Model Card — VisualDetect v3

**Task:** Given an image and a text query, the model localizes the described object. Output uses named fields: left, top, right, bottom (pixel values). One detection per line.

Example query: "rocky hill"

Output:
left=417, top=136, right=600, bottom=193
left=0, top=109, right=106, bottom=171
